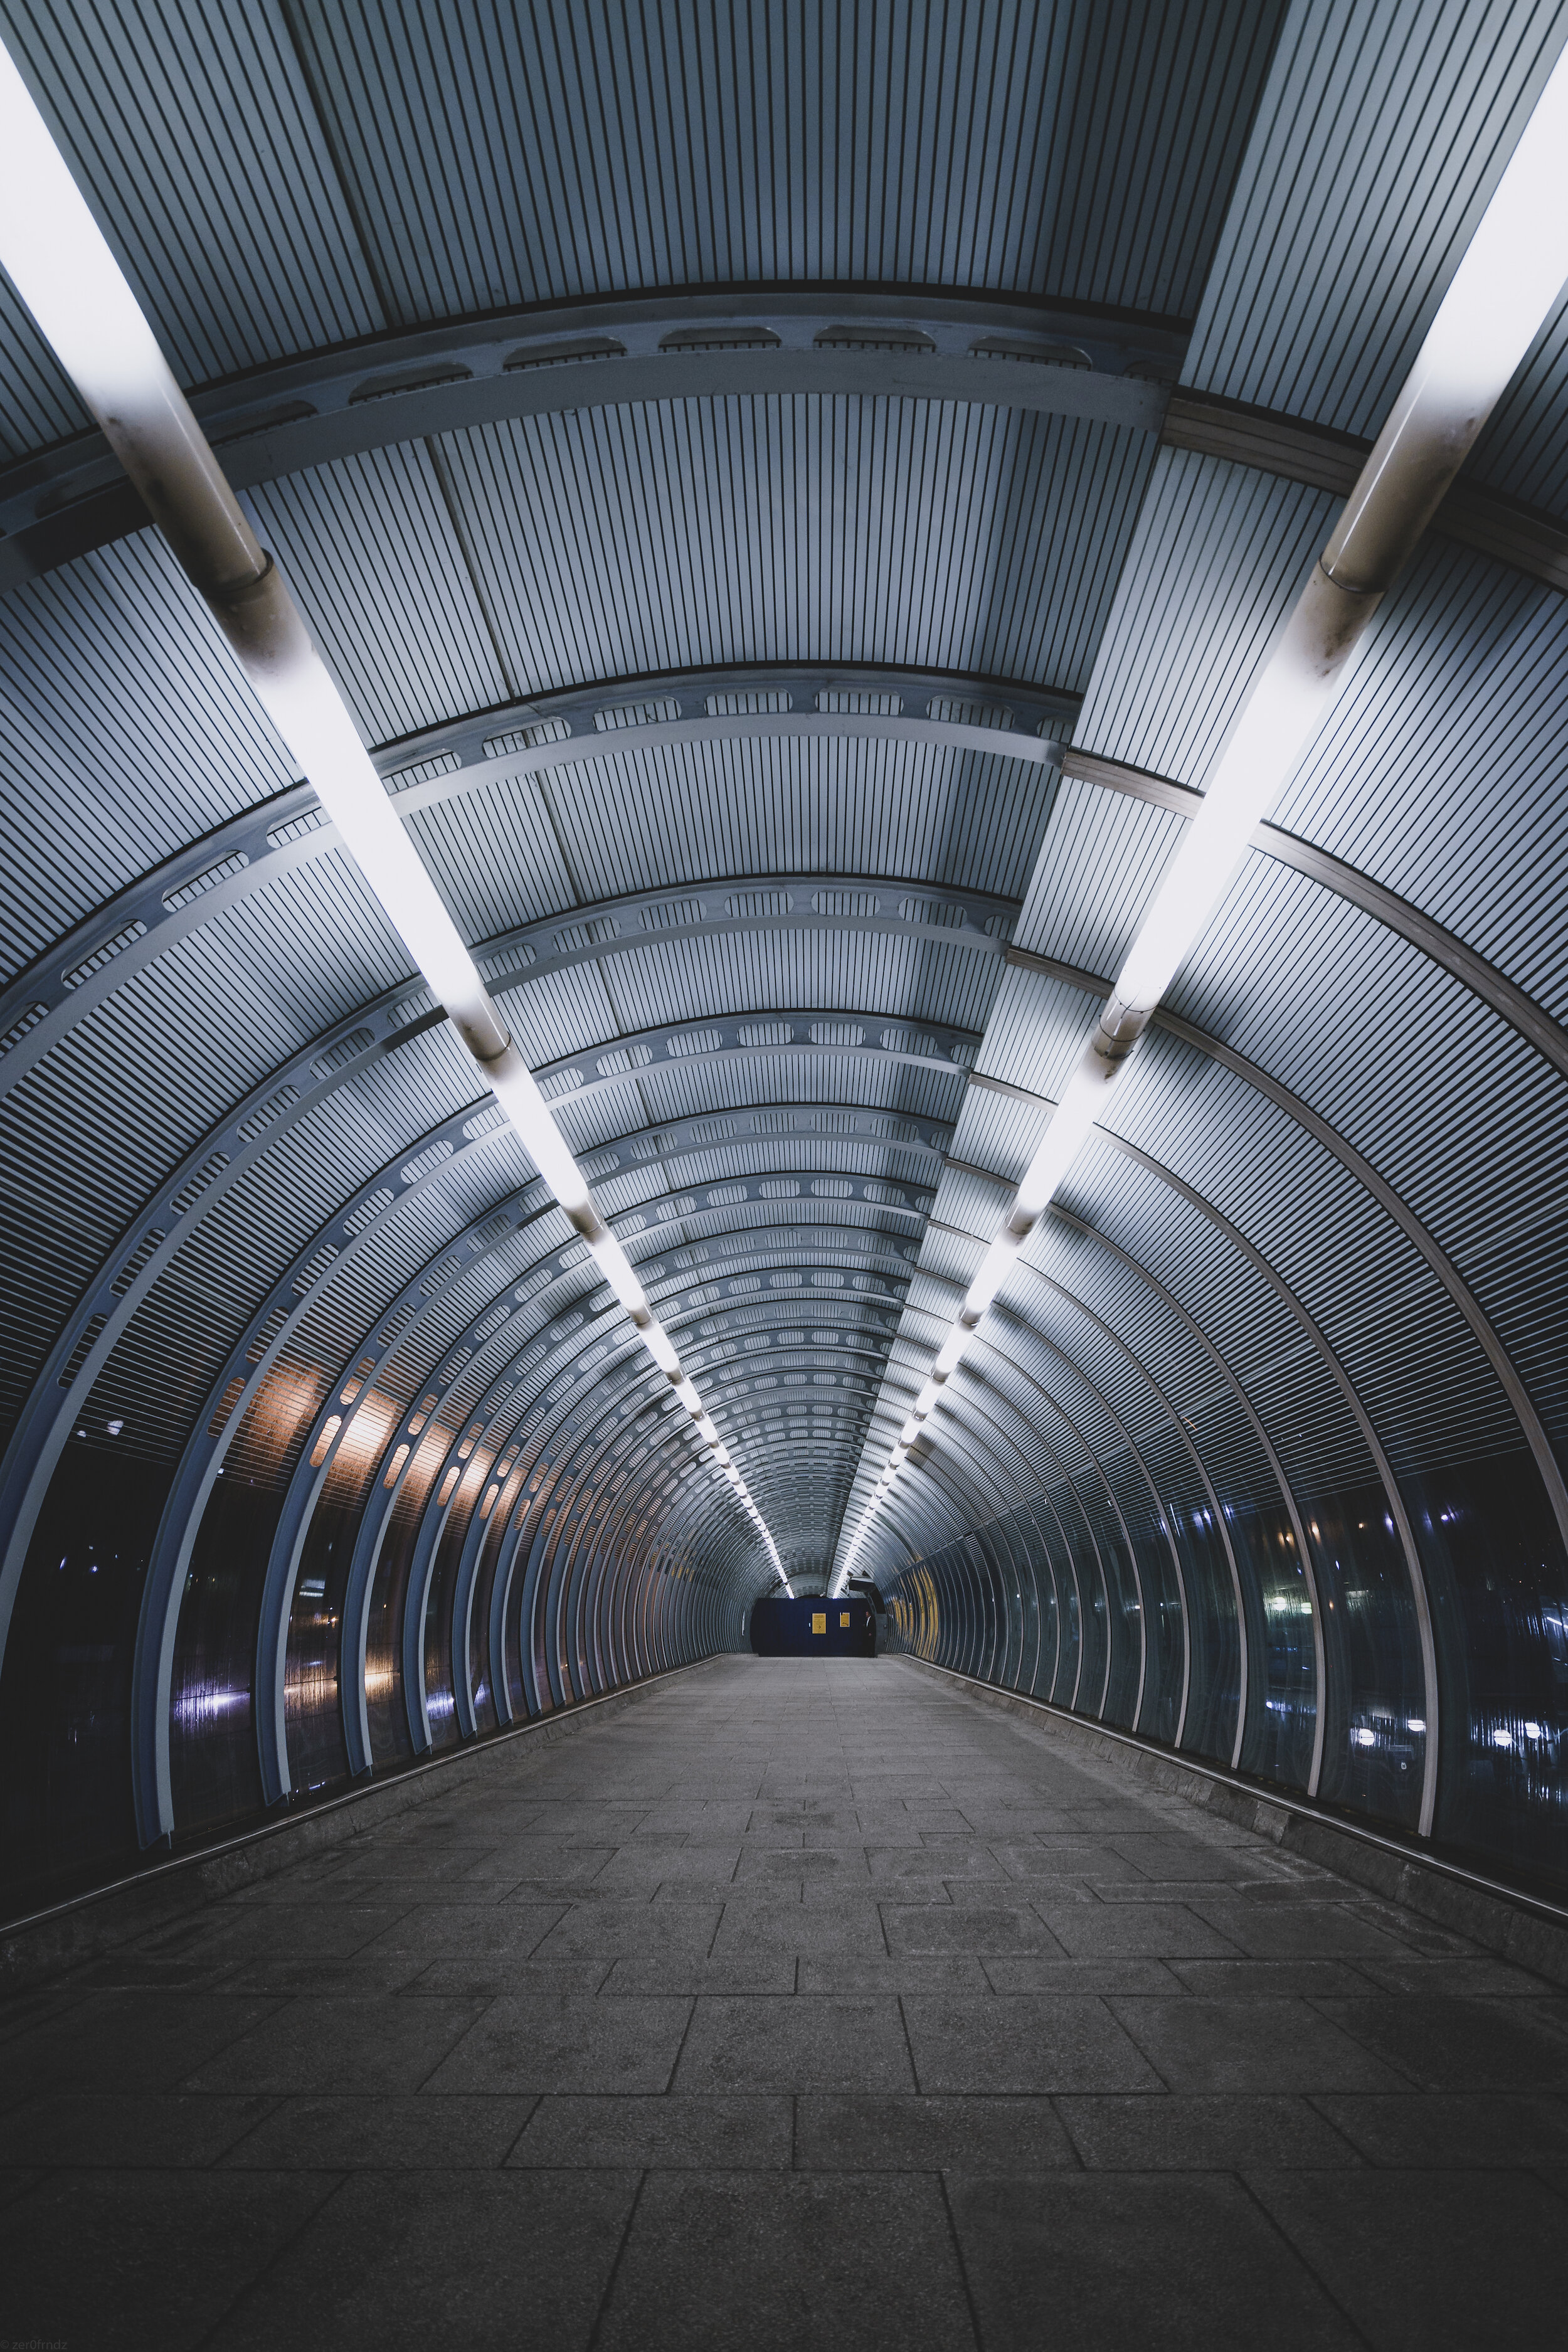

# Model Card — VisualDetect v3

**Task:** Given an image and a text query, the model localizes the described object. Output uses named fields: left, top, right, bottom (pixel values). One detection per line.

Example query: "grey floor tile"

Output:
left=602, top=1952, right=797, bottom=1995
left=594, top=2169, right=977, bottom=2351
left=532, top=1900, right=722, bottom=1958
left=1057, top=2091, right=1364, bottom=2169
left=709, top=1898, right=888, bottom=1956
left=881, top=1903, right=1064, bottom=1956
left=219, top=2091, right=535, bottom=2169
left=1313, top=2090, right=1568, bottom=2168
left=1167, top=1957, right=1372, bottom=1998
left=1037, top=1899, right=1241, bottom=1958
left=425, top=1993, right=692, bottom=2094
left=1248, top=2167, right=1565, bottom=2347
left=797, top=2092, right=1077, bottom=2171
left=901, top=1996, right=1160, bottom=2095
left=3, top=1991, right=283, bottom=2100
left=800, top=1954, right=992, bottom=1994
left=184, top=1995, right=485, bottom=2095
left=0, top=2166, right=336, bottom=2352
left=1311, top=1995, right=1568, bottom=2090
left=945, top=2171, right=1361, bottom=2350
left=673, top=1996, right=916, bottom=2094
left=355, top=1902, right=566, bottom=1955
left=210, top=2167, right=639, bottom=2351
left=403, top=1956, right=612, bottom=1996
left=1187, top=1897, right=1413, bottom=1959
left=1111, top=1996, right=1409, bottom=2093
left=511, top=2092, right=792, bottom=2168
left=0, top=2089, right=275, bottom=2169
left=980, top=1956, right=1183, bottom=1995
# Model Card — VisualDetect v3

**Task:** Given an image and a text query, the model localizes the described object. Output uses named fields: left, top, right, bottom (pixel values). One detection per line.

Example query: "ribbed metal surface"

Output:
left=0, top=0, right=381, bottom=453
left=1183, top=0, right=1568, bottom=435
left=285, top=0, right=1279, bottom=325
left=0, top=534, right=294, bottom=983
left=438, top=400, right=1152, bottom=701
left=1074, top=448, right=1336, bottom=786
left=1272, top=538, right=1568, bottom=1021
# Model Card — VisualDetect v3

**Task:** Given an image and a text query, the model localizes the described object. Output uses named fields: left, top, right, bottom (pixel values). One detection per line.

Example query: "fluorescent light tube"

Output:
left=835, top=34, right=1568, bottom=1581
left=0, top=39, right=781, bottom=1576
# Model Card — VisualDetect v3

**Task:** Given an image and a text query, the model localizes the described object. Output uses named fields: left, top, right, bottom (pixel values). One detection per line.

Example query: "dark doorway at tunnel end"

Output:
left=750, top=1597, right=878, bottom=1656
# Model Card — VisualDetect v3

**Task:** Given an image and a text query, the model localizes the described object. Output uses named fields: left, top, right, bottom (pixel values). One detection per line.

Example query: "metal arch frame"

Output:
left=877, top=1366, right=1120, bottom=1718
left=1, top=959, right=972, bottom=1618
left=965, top=1311, right=1188, bottom=1741
left=951, top=1338, right=1154, bottom=1732
left=0, top=983, right=443, bottom=1674
left=987, top=1286, right=1237, bottom=1748
left=8, top=284, right=1567, bottom=600
left=0, top=285, right=1181, bottom=590
left=996, top=943, right=1568, bottom=1556
left=255, top=1172, right=565, bottom=1799
left=492, top=1370, right=684, bottom=1718
left=853, top=1206, right=1299, bottom=1776
left=12, top=983, right=958, bottom=1814
left=0, top=738, right=1048, bottom=1108
left=941, top=1108, right=1436, bottom=1820
left=1056, top=752, right=1568, bottom=1088
left=400, top=1313, right=697, bottom=1734
left=544, top=1388, right=730, bottom=1705
left=404, top=1327, right=651, bottom=1748
left=129, top=1110, right=551, bottom=1841
left=338, top=1212, right=652, bottom=1772
left=523, top=1007, right=979, bottom=1117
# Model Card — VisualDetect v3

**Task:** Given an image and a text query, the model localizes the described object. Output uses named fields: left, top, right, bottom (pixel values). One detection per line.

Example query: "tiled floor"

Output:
left=3, top=1655, right=1567, bottom=2349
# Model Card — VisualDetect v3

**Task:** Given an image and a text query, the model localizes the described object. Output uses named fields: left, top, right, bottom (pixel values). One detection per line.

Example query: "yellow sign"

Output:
left=811, top=1611, right=826, bottom=1634
left=840, top=1612, right=850, bottom=1626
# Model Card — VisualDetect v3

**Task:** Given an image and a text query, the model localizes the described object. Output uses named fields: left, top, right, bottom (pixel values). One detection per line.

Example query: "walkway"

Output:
left=3, top=1656, right=1566, bottom=2348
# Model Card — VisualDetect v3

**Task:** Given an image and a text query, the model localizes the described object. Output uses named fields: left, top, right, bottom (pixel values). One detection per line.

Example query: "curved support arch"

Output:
left=902, top=1379, right=1118, bottom=1718
left=129, top=1108, right=539, bottom=1843
left=996, top=946, right=1568, bottom=1559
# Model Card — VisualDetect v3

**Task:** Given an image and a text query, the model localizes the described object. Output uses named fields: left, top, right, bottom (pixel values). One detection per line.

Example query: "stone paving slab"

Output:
left=2, top=1653, right=1565, bottom=2346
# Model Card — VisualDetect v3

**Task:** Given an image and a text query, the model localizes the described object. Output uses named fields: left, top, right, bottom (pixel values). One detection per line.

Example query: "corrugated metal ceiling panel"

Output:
left=0, top=0, right=382, bottom=453
left=287, top=0, right=1281, bottom=324
left=1182, top=0, right=1568, bottom=436
left=439, top=400, right=1152, bottom=702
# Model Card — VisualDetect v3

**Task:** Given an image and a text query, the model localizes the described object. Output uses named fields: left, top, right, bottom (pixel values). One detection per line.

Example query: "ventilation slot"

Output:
left=400, top=1139, right=455, bottom=1185
left=594, top=697, right=680, bottom=731
left=659, top=324, right=779, bottom=351
left=504, top=336, right=625, bottom=371
left=0, top=1001, right=49, bottom=1057
left=311, top=1027, right=375, bottom=1078
left=928, top=697, right=1014, bottom=730
left=814, top=324, right=934, bottom=352
left=462, top=1103, right=507, bottom=1142
left=706, top=687, right=790, bottom=714
left=342, top=1186, right=395, bottom=1237
left=62, top=920, right=147, bottom=990
left=208, top=1375, right=246, bottom=1437
left=292, top=1244, right=339, bottom=1295
left=162, top=851, right=249, bottom=913
left=111, top=1231, right=165, bottom=1295
left=267, top=805, right=325, bottom=847
left=58, top=1313, right=108, bottom=1387
left=236, top=1084, right=299, bottom=1142
left=247, top=1304, right=290, bottom=1363
left=168, top=1152, right=230, bottom=1217
left=479, top=940, right=537, bottom=979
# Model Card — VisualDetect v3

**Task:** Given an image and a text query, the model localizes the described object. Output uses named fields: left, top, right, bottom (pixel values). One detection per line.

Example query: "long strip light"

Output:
left=0, top=43, right=787, bottom=1590
left=835, top=36, right=1568, bottom=1591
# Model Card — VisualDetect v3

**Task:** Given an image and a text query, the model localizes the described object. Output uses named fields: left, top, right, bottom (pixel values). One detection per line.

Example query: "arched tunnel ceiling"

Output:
left=2, top=0, right=1568, bottom=1903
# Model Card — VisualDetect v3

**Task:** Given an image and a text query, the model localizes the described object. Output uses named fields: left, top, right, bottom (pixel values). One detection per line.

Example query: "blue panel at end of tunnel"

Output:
left=750, top=1597, right=878, bottom=1656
